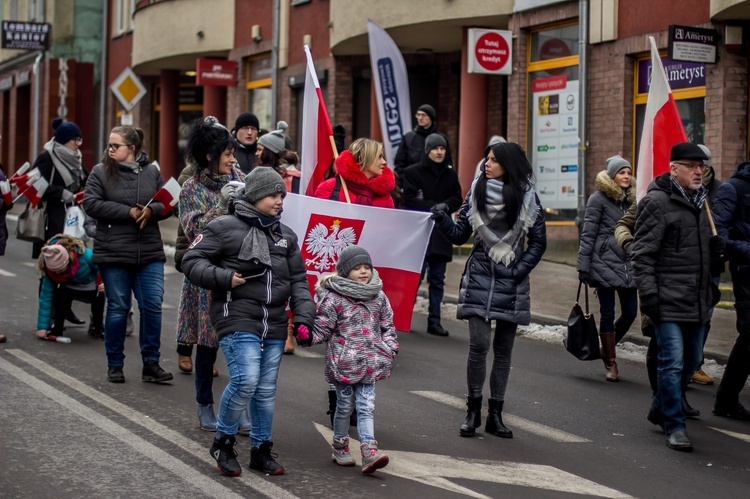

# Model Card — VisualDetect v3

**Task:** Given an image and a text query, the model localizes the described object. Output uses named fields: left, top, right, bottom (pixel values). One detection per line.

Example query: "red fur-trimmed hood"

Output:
left=335, top=150, right=396, bottom=197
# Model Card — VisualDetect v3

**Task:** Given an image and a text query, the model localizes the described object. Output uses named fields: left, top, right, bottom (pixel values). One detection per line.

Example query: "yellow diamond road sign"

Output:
left=110, top=67, right=147, bottom=112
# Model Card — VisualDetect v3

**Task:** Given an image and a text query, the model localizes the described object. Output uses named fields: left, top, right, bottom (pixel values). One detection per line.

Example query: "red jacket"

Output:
left=314, top=151, right=395, bottom=208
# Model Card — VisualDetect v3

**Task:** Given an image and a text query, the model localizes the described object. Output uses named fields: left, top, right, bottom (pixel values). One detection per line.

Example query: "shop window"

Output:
left=633, top=56, right=705, bottom=166
left=527, top=22, right=579, bottom=220
left=247, top=55, right=272, bottom=131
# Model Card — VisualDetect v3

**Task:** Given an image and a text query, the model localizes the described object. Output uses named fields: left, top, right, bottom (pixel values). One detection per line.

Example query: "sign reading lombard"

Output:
left=668, top=25, right=718, bottom=64
left=1, top=21, right=51, bottom=51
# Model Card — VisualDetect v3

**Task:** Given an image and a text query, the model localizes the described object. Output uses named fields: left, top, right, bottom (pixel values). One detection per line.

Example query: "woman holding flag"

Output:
left=433, top=141, right=546, bottom=439
left=83, top=126, right=173, bottom=384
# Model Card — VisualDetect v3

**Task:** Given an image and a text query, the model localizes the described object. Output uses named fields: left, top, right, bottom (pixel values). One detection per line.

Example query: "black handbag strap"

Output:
left=576, top=281, right=591, bottom=315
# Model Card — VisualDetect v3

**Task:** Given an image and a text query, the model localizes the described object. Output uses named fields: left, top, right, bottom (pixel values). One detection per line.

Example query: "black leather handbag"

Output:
left=564, top=282, right=601, bottom=361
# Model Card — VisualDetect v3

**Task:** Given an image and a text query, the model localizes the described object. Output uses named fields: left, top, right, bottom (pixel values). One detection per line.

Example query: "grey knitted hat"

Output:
left=244, top=166, right=287, bottom=204
left=698, top=144, right=712, bottom=167
left=606, top=155, right=632, bottom=179
left=424, top=133, right=447, bottom=154
left=336, top=245, right=372, bottom=277
left=258, top=129, right=286, bottom=154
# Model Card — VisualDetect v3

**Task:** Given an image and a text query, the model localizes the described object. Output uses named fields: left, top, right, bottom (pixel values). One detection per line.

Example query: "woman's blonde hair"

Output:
left=348, top=138, right=384, bottom=172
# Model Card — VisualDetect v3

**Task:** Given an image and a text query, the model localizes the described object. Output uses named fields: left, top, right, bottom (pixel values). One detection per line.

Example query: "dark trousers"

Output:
left=195, top=345, right=218, bottom=405
left=420, top=255, right=448, bottom=326
left=596, top=287, right=638, bottom=337
left=51, top=286, right=105, bottom=335
left=715, top=270, right=750, bottom=409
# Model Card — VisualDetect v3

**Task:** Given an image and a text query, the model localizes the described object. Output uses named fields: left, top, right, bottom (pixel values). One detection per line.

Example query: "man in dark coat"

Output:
left=402, top=133, right=462, bottom=336
left=632, top=142, right=723, bottom=452
left=231, top=112, right=260, bottom=174
left=393, top=104, right=452, bottom=180
left=711, top=160, right=750, bottom=421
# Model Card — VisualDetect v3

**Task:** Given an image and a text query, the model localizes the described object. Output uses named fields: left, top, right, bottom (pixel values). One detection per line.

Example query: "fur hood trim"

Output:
left=595, top=170, right=634, bottom=204
left=335, top=151, right=396, bottom=196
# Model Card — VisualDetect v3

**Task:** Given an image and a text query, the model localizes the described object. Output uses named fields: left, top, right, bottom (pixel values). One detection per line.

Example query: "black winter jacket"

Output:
left=437, top=190, right=547, bottom=324
left=393, top=124, right=452, bottom=178
left=632, top=173, right=716, bottom=324
left=402, top=156, right=463, bottom=260
left=83, top=157, right=170, bottom=266
left=712, top=162, right=750, bottom=273
left=577, top=171, right=635, bottom=289
left=233, top=137, right=258, bottom=175
left=181, top=210, right=316, bottom=342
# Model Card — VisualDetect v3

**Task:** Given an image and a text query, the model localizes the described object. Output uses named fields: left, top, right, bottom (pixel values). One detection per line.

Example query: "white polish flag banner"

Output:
left=282, top=193, right=433, bottom=332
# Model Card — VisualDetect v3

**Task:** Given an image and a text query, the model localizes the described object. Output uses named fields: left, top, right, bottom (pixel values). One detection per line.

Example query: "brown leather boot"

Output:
left=599, top=332, right=619, bottom=382
left=178, top=355, right=193, bottom=373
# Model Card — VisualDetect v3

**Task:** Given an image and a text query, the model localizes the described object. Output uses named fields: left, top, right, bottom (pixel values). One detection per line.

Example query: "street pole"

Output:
left=576, top=0, right=588, bottom=235
left=99, top=0, right=109, bottom=153
left=271, top=0, right=280, bottom=126
left=31, top=51, right=44, bottom=156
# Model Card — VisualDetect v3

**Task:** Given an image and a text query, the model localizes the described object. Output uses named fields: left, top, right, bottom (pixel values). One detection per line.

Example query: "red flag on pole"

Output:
left=21, top=174, right=50, bottom=208
left=148, top=177, right=181, bottom=215
left=300, top=45, right=335, bottom=197
left=636, top=37, right=688, bottom=200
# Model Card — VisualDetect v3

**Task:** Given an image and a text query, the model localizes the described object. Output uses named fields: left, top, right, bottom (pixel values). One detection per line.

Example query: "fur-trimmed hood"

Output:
left=334, top=150, right=396, bottom=197
left=595, top=170, right=635, bottom=204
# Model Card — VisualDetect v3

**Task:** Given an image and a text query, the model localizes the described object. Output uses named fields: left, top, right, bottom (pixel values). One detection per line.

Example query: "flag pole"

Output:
left=705, top=201, right=717, bottom=236
left=328, top=135, right=351, bottom=204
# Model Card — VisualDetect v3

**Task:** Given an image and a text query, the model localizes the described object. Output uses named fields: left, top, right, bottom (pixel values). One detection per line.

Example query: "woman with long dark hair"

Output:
left=255, top=128, right=301, bottom=194
left=83, top=126, right=173, bottom=384
left=433, top=142, right=547, bottom=439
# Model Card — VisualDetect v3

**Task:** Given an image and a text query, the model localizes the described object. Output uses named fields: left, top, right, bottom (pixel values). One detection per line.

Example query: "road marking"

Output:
left=22, top=262, right=35, bottom=268
left=708, top=426, right=750, bottom=443
left=289, top=348, right=324, bottom=359
left=0, top=357, right=245, bottom=499
left=411, top=390, right=591, bottom=443
left=5, top=349, right=298, bottom=499
left=313, top=423, right=630, bottom=498
left=0, top=268, right=17, bottom=277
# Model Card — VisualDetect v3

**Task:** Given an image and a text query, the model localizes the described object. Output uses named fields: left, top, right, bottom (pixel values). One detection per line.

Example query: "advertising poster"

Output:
left=531, top=76, right=579, bottom=210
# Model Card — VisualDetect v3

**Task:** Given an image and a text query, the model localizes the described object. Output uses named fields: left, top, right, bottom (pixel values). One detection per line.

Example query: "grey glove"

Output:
left=219, top=183, right=238, bottom=213
left=61, top=189, right=75, bottom=203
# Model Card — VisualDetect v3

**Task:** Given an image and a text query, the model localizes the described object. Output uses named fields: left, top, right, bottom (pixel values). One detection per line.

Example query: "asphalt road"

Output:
left=1, top=228, right=748, bottom=498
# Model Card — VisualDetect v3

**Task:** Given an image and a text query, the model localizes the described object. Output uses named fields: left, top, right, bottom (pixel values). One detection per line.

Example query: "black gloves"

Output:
left=430, top=203, right=449, bottom=222
left=709, top=235, right=727, bottom=273
left=578, top=270, right=589, bottom=284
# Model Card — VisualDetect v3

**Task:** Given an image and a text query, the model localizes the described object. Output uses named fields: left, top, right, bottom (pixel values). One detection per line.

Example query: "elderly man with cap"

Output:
left=394, top=104, right=453, bottom=180
left=232, top=112, right=260, bottom=174
left=402, top=133, right=462, bottom=336
left=632, top=142, right=725, bottom=452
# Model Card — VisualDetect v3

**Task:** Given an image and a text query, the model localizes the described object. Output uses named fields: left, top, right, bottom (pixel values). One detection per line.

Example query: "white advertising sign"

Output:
left=467, top=29, right=513, bottom=75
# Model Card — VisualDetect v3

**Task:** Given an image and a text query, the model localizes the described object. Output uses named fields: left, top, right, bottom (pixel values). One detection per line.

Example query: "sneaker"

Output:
left=332, top=437, right=356, bottom=466
left=690, top=369, right=714, bottom=385
left=125, top=309, right=135, bottom=336
left=249, top=441, right=284, bottom=475
left=142, top=360, right=173, bottom=383
left=360, top=440, right=389, bottom=474
left=107, top=366, right=125, bottom=383
left=210, top=435, right=242, bottom=476
left=713, top=402, right=750, bottom=421
left=426, top=324, right=449, bottom=337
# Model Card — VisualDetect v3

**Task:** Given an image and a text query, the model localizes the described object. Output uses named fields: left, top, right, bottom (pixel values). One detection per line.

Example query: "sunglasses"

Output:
left=107, top=143, right=129, bottom=151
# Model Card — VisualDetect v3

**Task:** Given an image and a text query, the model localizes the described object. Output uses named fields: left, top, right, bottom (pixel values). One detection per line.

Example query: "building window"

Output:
left=246, top=55, right=273, bottom=131
left=113, top=0, right=134, bottom=36
left=527, top=22, right=579, bottom=219
left=9, top=0, right=20, bottom=20
left=26, top=0, right=45, bottom=21
left=633, top=55, right=706, bottom=167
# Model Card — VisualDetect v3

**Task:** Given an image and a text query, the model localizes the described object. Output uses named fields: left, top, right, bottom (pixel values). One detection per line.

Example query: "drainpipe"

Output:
left=271, top=0, right=280, bottom=126
left=99, top=0, right=109, bottom=154
left=32, top=51, right=44, bottom=156
left=576, top=0, right=588, bottom=235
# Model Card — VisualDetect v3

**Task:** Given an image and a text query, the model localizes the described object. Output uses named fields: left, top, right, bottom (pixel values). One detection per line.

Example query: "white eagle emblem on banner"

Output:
left=304, top=219, right=357, bottom=272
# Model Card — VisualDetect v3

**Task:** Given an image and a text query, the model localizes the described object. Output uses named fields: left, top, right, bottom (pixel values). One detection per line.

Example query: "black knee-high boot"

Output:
left=485, top=399, right=513, bottom=438
left=459, top=396, right=482, bottom=437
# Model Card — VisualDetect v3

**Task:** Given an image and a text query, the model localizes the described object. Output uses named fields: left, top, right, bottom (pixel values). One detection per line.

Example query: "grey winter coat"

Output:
left=181, top=209, right=316, bottom=342
left=577, top=170, right=636, bottom=289
left=83, top=157, right=170, bottom=266
left=632, top=173, right=716, bottom=324
left=437, top=190, right=547, bottom=325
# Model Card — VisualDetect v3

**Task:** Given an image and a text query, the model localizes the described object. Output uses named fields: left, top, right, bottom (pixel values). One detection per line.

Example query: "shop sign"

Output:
left=110, top=67, right=147, bottom=112
left=196, top=59, right=237, bottom=87
left=57, top=58, right=69, bottom=118
left=0, top=76, right=14, bottom=91
left=668, top=25, right=718, bottom=64
left=1, top=21, right=51, bottom=51
left=637, top=57, right=705, bottom=94
left=467, top=29, right=512, bottom=75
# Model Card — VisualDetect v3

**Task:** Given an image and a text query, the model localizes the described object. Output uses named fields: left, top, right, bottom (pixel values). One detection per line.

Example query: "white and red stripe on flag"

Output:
left=149, top=177, right=181, bottom=216
left=1, top=180, right=11, bottom=207
left=300, top=45, right=335, bottom=197
left=636, top=37, right=688, bottom=200
left=22, top=174, right=50, bottom=208
left=282, top=193, right=433, bottom=332
left=10, top=168, right=41, bottom=193
left=8, top=162, right=31, bottom=182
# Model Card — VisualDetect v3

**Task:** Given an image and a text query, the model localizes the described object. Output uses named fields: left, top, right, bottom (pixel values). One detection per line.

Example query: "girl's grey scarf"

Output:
left=468, top=177, right=539, bottom=266
left=317, top=268, right=383, bottom=302
left=232, top=198, right=279, bottom=267
left=44, top=139, right=83, bottom=191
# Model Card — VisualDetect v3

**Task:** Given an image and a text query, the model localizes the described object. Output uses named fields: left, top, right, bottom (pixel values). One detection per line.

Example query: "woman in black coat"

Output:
left=577, top=155, right=637, bottom=382
left=434, top=142, right=547, bottom=439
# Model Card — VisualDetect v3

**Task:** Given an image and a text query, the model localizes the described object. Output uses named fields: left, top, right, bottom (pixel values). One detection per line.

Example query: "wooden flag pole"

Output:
left=705, top=200, right=717, bottom=236
left=328, top=135, right=351, bottom=204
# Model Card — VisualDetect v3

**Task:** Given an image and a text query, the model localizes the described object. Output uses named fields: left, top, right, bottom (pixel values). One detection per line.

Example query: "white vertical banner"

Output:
left=367, top=19, right=411, bottom=167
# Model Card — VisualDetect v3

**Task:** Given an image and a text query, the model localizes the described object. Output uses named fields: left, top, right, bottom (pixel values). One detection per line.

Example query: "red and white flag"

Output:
left=1, top=180, right=11, bottom=207
left=149, top=177, right=181, bottom=215
left=9, top=161, right=31, bottom=181
left=21, top=174, right=50, bottom=208
left=636, top=37, right=688, bottom=200
left=300, top=45, right=336, bottom=197
left=282, top=193, right=433, bottom=332
left=10, top=167, right=40, bottom=192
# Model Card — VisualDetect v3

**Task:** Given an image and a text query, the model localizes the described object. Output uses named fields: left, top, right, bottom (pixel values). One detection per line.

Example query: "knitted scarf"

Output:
left=232, top=198, right=280, bottom=267
left=669, top=176, right=709, bottom=210
left=43, top=139, right=83, bottom=191
left=468, top=177, right=539, bottom=266
left=317, top=268, right=383, bottom=302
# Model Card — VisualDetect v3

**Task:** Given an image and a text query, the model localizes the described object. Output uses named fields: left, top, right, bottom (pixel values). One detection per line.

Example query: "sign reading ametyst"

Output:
left=668, top=25, right=719, bottom=64
left=1, top=21, right=51, bottom=51
left=110, top=67, right=147, bottom=112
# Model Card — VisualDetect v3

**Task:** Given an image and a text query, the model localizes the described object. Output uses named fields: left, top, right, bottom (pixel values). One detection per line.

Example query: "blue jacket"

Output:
left=712, top=162, right=750, bottom=273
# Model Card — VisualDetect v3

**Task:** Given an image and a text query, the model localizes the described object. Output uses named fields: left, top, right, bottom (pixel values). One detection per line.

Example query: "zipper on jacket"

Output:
left=260, top=271, right=272, bottom=347
left=136, top=167, right=142, bottom=265
left=485, top=261, right=496, bottom=321
left=224, top=291, right=232, bottom=317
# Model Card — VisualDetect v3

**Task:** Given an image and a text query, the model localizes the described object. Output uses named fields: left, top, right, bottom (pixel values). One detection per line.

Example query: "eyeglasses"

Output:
left=107, top=143, right=128, bottom=151
left=74, top=137, right=83, bottom=146
left=238, top=126, right=258, bottom=133
left=673, top=161, right=704, bottom=171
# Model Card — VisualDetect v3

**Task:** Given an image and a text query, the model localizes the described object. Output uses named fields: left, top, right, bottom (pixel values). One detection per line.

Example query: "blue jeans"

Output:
left=333, top=382, right=376, bottom=443
left=420, top=255, right=447, bottom=326
left=216, top=333, right=285, bottom=448
left=99, top=262, right=165, bottom=367
left=653, top=322, right=706, bottom=434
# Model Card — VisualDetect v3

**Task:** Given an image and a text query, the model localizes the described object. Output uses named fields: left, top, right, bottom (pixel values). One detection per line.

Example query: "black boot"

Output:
left=210, top=435, right=242, bottom=476
left=250, top=441, right=284, bottom=475
left=681, top=394, right=700, bottom=418
left=485, top=398, right=513, bottom=438
left=459, top=396, right=482, bottom=437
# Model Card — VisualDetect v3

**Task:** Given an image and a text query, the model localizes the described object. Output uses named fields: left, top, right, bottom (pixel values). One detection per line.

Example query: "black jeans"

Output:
left=467, top=318, right=517, bottom=400
left=51, top=286, right=105, bottom=335
left=195, top=345, right=218, bottom=405
left=596, top=287, right=638, bottom=335
left=715, top=270, right=750, bottom=408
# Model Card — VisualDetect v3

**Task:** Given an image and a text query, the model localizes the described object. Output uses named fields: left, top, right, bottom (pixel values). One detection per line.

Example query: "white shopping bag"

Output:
left=63, top=205, right=87, bottom=240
